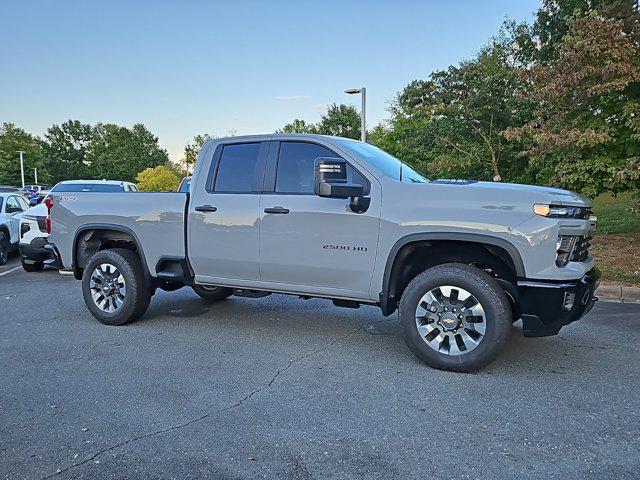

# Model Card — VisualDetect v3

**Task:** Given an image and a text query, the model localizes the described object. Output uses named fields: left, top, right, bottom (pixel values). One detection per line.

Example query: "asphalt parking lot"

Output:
left=1, top=253, right=639, bottom=480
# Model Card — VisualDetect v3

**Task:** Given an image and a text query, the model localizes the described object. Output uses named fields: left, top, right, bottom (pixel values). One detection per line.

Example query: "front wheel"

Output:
left=81, top=248, right=151, bottom=326
left=0, top=231, right=9, bottom=266
left=398, top=263, right=512, bottom=373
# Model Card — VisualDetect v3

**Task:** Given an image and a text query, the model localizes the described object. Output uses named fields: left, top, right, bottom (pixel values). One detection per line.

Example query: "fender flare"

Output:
left=378, top=232, right=526, bottom=316
left=72, top=223, right=151, bottom=280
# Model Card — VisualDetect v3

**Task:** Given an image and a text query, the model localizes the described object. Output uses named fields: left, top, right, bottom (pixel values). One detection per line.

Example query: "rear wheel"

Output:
left=192, top=284, right=233, bottom=301
left=81, top=248, right=151, bottom=325
left=0, top=232, right=8, bottom=266
left=398, top=263, right=511, bottom=372
left=21, top=257, right=44, bottom=272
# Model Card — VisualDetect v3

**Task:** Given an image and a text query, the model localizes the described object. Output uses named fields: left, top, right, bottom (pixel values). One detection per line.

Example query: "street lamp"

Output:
left=345, top=87, right=366, bottom=142
left=17, top=151, right=25, bottom=188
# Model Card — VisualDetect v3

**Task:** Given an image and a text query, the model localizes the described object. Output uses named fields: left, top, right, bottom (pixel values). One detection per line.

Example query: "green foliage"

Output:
left=505, top=4, right=640, bottom=197
left=44, top=120, right=93, bottom=183
left=592, top=191, right=640, bottom=234
left=183, top=133, right=215, bottom=172
left=135, top=165, right=181, bottom=191
left=88, top=123, right=169, bottom=182
left=374, top=36, right=533, bottom=182
left=278, top=103, right=361, bottom=139
left=0, top=123, right=45, bottom=186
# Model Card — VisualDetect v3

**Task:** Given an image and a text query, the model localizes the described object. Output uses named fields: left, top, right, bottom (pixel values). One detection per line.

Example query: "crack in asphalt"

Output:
left=42, top=318, right=392, bottom=479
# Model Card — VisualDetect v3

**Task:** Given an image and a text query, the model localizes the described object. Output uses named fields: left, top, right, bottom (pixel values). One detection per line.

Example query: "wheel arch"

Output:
left=72, top=224, right=150, bottom=280
left=379, top=233, right=525, bottom=316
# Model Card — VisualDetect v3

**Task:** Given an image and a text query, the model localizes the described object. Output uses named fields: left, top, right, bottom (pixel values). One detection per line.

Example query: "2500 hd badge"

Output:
left=323, top=244, right=368, bottom=252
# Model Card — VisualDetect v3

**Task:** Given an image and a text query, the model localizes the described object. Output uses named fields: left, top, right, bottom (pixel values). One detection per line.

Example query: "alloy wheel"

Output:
left=415, top=285, right=486, bottom=356
left=89, top=263, right=126, bottom=313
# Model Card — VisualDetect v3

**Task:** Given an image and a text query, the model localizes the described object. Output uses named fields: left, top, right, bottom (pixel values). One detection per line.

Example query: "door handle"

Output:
left=194, top=205, right=217, bottom=212
left=264, top=206, right=290, bottom=214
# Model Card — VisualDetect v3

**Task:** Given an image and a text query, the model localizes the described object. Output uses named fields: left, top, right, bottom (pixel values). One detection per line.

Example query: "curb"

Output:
left=596, top=283, right=640, bottom=303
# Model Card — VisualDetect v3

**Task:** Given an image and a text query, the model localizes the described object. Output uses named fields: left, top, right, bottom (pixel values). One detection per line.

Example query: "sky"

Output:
left=0, top=0, right=539, bottom=162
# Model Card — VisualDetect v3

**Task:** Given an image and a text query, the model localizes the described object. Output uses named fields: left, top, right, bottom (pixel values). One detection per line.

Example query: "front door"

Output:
left=259, top=141, right=381, bottom=297
left=188, top=141, right=268, bottom=284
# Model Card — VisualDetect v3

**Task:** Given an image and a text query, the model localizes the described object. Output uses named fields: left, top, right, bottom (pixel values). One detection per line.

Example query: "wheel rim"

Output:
left=89, top=263, right=126, bottom=313
left=415, top=285, right=486, bottom=356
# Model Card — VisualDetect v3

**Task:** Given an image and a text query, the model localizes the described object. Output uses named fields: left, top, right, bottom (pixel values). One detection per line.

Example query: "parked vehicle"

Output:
left=0, top=192, right=30, bottom=265
left=178, top=176, right=191, bottom=193
left=23, top=184, right=50, bottom=206
left=47, top=134, right=599, bottom=372
left=19, top=180, right=138, bottom=272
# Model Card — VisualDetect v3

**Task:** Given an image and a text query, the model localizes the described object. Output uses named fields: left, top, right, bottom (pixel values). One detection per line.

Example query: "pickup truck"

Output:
left=47, top=134, right=600, bottom=372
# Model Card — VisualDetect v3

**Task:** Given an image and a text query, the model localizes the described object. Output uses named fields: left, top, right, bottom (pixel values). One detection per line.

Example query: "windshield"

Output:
left=52, top=183, right=124, bottom=192
left=338, top=140, right=428, bottom=183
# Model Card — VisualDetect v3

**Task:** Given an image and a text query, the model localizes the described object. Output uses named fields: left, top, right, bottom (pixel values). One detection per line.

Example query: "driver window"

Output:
left=275, top=142, right=368, bottom=194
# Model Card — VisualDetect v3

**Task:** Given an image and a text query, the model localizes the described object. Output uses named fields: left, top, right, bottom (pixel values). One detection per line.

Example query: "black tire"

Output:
left=398, top=263, right=511, bottom=373
left=192, top=284, right=233, bottom=301
left=21, top=257, right=44, bottom=272
left=81, top=248, right=152, bottom=326
left=0, top=231, right=8, bottom=266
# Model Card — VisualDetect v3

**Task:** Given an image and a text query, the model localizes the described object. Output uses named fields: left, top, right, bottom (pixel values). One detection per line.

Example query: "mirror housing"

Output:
left=314, top=157, right=363, bottom=199
left=314, top=157, right=370, bottom=213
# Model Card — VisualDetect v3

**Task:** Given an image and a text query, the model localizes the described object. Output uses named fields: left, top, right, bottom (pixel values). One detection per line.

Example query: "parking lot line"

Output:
left=0, top=266, right=21, bottom=277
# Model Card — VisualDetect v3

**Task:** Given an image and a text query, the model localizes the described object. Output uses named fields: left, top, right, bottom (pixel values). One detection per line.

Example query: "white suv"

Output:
left=0, top=192, right=30, bottom=265
left=19, top=180, right=138, bottom=271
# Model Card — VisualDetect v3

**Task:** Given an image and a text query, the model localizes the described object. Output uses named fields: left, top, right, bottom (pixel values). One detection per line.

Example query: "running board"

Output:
left=233, top=289, right=271, bottom=298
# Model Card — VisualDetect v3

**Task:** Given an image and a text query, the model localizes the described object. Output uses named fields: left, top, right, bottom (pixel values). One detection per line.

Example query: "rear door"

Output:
left=258, top=140, right=381, bottom=297
left=188, top=141, right=268, bottom=283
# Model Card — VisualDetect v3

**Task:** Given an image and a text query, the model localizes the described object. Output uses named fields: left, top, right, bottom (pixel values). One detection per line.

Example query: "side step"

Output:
left=233, top=289, right=271, bottom=298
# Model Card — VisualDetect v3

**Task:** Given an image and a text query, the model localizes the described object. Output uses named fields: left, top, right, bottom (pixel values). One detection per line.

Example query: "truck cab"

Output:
left=48, top=134, right=599, bottom=372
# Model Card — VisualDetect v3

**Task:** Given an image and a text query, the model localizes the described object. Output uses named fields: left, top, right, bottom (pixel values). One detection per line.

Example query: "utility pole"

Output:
left=18, top=151, right=25, bottom=188
left=34, top=168, right=38, bottom=184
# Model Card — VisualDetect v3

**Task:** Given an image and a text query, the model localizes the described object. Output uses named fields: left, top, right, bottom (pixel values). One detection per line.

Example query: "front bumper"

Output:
left=517, top=267, right=601, bottom=337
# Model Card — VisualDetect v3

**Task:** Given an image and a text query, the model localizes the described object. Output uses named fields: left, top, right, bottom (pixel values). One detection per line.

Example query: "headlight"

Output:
left=556, top=235, right=578, bottom=266
left=534, top=204, right=573, bottom=217
left=533, top=204, right=592, bottom=219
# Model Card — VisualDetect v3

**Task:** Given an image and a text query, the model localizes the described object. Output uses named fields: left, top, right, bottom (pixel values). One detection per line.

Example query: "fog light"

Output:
left=562, top=292, right=576, bottom=311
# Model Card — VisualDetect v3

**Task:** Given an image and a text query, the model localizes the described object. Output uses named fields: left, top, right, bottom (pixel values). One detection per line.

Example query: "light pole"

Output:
left=345, top=87, right=366, bottom=142
left=17, top=151, right=25, bottom=188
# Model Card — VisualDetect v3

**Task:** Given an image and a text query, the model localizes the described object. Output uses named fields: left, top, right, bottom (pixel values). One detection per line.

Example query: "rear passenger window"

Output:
left=276, top=142, right=368, bottom=194
left=214, top=143, right=262, bottom=193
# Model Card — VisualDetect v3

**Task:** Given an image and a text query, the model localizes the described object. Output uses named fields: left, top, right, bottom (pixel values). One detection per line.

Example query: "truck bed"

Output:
left=49, top=192, right=187, bottom=275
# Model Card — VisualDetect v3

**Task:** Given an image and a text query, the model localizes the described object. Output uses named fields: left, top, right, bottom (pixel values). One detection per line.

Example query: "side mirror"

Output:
left=314, top=157, right=370, bottom=213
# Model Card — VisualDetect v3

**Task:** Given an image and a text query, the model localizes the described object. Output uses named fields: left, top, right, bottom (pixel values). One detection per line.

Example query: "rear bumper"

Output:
left=517, top=267, right=601, bottom=337
left=19, top=237, right=50, bottom=263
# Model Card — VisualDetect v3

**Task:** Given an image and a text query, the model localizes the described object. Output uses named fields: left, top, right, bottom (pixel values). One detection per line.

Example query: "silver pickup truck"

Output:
left=47, top=134, right=599, bottom=372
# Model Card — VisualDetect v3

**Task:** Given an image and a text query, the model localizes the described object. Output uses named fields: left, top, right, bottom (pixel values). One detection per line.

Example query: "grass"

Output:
left=590, top=192, right=640, bottom=286
left=591, top=192, right=640, bottom=235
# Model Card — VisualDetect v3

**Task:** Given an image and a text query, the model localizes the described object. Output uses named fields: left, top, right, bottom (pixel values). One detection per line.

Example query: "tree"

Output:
left=135, top=165, right=181, bottom=191
left=183, top=133, right=216, bottom=172
left=373, top=36, right=532, bottom=182
left=316, top=104, right=361, bottom=139
left=0, top=123, right=45, bottom=186
left=277, top=103, right=361, bottom=139
left=44, top=120, right=93, bottom=183
left=504, top=5, right=640, bottom=197
left=277, top=119, right=317, bottom=134
left=88, top=123, right=169, bottom=182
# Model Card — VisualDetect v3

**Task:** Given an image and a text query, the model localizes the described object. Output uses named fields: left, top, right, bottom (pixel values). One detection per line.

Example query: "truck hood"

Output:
left=432, top=180, right=591, bottom=207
